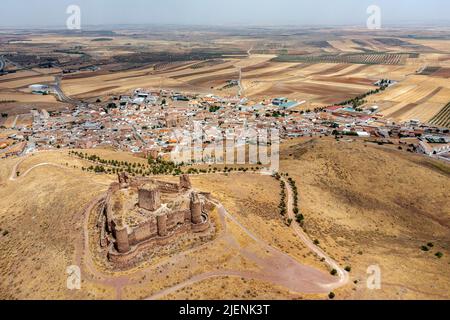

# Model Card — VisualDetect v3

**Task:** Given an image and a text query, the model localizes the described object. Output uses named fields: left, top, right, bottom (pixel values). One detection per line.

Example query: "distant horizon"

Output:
left=1, top=0, right=449, bottom=28
left=1, top=20, right=450, bottom=31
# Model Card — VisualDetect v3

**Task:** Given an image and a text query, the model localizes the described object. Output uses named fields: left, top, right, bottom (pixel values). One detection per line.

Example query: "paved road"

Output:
left=0, top=56, right=5, bottom=72
left=11, top=115, right=19, bottom=128
left=52, top=76, right=84, bottom=105
left=131, top=124, right=147, bottom=146
left=236, top=47, right=252, bottom=97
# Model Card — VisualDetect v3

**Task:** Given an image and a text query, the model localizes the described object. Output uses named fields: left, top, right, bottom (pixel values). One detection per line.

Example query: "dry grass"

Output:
left=280, top=137, right=450, bottom=299
left=0, top=150, right=329, bottom=299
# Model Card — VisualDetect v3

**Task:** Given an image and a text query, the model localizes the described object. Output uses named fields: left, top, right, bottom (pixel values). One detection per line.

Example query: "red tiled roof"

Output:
left=326, top=106, right=342, bottom=111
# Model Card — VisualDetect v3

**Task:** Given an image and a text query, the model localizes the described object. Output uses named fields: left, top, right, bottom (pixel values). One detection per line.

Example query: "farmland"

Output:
left=430, top=102, right=450, bottom=127
left=0, top=22, right=450, bottom=302
left=273, top=53, right=409, bottom=65
left=1, top=26, right=449, bottom=123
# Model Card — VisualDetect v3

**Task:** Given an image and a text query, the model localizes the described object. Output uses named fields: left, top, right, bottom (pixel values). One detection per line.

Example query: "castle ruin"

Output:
left=98, top=173, right=213, bottom=266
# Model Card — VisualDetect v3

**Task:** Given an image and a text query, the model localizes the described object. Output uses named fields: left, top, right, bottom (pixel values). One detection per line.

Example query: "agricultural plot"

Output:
left=430, top=102, right=450, bottom=128
left=273, top=53, right=409, bottom=65
left=369, top=73, right=450, bottom=123
left=190, top=59, right=227, bottom=69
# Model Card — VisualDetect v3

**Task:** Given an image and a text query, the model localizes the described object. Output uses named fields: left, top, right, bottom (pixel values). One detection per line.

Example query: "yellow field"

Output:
left=0, top=90, right=57, bottom=103
left=0, top=149, right=334, bottom=300
left=1, top=32, right=449, bottom=123
left=280, top=138, right=450, bottom=299
left=367, top=74, right=450, bottom=122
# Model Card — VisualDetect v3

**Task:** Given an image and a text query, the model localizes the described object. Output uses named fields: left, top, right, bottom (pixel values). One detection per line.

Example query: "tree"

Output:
left=106, top=102, right=117, bottom=109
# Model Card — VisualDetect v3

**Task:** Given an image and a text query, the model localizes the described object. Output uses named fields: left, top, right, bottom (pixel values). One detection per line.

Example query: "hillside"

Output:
left=280, top=138, right=450, bottom=299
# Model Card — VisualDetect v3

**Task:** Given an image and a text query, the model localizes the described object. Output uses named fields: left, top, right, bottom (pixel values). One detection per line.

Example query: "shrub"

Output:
left=313, top=239, right=320, bottom=245
left=328, top=292, right=335, bottom=299
left=427, top=242, right=434, bottom=248
left=344, top=266, right=351, bottom=272
left=435, top=252, right=443, bottom=259
left=421, top=245, right=429, bottom=252
left=330, top=269, right=337, bottom=276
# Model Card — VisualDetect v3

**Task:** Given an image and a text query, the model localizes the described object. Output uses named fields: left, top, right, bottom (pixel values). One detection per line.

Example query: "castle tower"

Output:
left=114, top=225, right=130, bottom=253
left=138, top=183, right=161, bottom=211
left=180, top=174, right=192, bottom=190
left=190, top=191, right=202, bottom=224
left=118, top=172, right=130, bottom=185
left=157, top=214, right=168, bottom=237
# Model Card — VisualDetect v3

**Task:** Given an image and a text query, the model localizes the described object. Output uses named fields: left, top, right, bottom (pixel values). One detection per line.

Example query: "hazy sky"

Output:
left=1, top=0, right=449, bottom=28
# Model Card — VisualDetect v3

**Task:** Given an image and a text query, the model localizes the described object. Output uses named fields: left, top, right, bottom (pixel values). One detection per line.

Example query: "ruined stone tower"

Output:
left=157, top=214, right=168, bottom=237
left=138, top=183, right=161, bottom=211
left=180, top=174, right=192, bottom=190
left=190, top=191, right=202, bottom=224
left=118, top=172, right=130, bottom=185
left=114, top=224, right=130, bottom=253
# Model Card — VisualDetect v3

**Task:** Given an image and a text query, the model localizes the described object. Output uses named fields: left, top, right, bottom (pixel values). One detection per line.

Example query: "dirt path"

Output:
left=145, top=200, right=340, bottom=299
left=7, top=155, right=349, bottom=298
left=281, top=176, right=349, bottom=290
left=9, top=157, right=26, bottom=180
left=10, top=162, right=67, bottom=181
left=9, top=156, right=109, bottom=186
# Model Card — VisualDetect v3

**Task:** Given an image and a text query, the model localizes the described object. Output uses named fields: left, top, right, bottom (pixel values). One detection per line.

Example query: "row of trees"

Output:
left=313, top=81, right=391, bottom=113
left=69, top=151, right=183, bottom=176
left=337, top=84, right=388, bottom=108
left=273, top=173, right=292, bottom=226
left=287, top=177, right=304, bottom=225
left=69, top=151, right=264, bottom=177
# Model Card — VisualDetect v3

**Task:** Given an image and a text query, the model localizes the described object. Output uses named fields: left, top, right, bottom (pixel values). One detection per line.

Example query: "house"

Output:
left=272, top=97, right=288, bottom=106
left=325, top=106, right=343, bottom=112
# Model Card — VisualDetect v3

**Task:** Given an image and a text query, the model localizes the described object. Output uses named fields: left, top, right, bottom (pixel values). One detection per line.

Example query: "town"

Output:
left=1, top=86, right=449, bottom=163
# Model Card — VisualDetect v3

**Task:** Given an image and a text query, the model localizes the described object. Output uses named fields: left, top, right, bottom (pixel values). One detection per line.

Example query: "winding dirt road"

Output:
left=10, top=161, right=67, bottom=181
left=145, top=202, right=340, bottom=299
left=282, top=176, right=349, bottom=290
left=7, top=156, right=348, bottom=299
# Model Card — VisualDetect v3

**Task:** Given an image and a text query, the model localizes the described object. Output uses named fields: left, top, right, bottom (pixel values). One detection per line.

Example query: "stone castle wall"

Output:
left=131, top=218, right=158, bottom=245
left=103, top=173, right=213, bottom=259
left=108, top=218, right=212, bottom=267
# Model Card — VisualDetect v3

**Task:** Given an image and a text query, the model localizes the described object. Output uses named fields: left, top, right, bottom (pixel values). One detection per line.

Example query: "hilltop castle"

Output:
left=98, top=173, right=213, bottom=266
